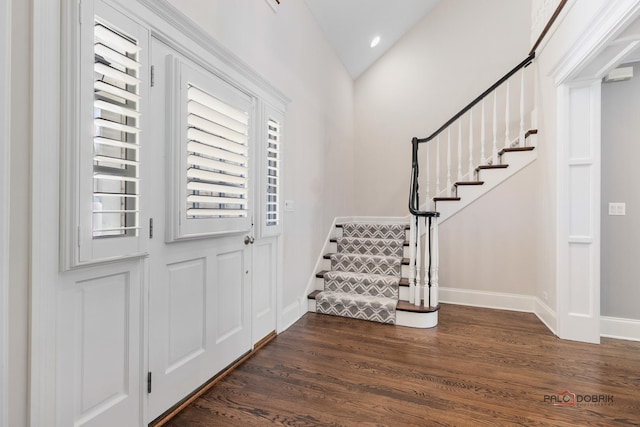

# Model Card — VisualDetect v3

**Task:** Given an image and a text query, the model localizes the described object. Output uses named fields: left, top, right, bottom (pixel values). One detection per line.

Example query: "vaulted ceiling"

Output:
left=304, top=0, right=440, bottom=79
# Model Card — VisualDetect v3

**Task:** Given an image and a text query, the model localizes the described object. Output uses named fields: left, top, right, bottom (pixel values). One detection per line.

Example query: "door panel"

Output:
left=147, top=38, right=254, bottom=420
left=57, top=265, right=142, bottom=427
left=166, top=258, right=206, bottom=372
left=252, top=237, right=278, bottom=344
left=216, top=249, right=246, bottom=342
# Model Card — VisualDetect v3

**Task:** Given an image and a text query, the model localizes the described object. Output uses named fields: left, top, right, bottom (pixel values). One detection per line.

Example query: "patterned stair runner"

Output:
left=316, top=223, right=406, bottom=324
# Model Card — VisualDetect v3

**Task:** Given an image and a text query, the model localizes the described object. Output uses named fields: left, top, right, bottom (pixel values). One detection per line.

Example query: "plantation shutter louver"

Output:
left=266, top=118, right=280, bottom=227
left=92, top=19, right=141, bottom=238
left=186, top=85, right=250, bottom=220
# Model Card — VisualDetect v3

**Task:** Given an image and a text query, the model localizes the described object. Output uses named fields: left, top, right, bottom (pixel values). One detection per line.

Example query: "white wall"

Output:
left=164, top=0, right=356, bottom=319
left=8, top=0, right=30, bottom=426
left=439, top=164, right=539, bottom=296
left=601, top=62, right=640, bottom=321
left=0, top=0, right=10, bottom=425
left=354, top=0, right=533, bottom=217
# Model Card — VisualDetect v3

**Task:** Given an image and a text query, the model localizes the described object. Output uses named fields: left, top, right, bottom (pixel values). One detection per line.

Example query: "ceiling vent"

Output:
left=604, top=66, right=633, bottom=83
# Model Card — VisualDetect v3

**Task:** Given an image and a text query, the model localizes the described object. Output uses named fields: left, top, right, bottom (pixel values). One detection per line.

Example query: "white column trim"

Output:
left=0, top=0, right=11, bottom=425
left=550, top=0, right=640, bottom=344
left=30, top=0, right=61, bottom=424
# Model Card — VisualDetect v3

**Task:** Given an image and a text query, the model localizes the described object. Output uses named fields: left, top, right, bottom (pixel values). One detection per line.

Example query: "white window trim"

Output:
left=0, top=0, right=11, bottom=424
left=167, top=56, right=255, bottom=241
left=64, top=0, right=150, bottom=268
left=31, top=0, right=61, bottom=424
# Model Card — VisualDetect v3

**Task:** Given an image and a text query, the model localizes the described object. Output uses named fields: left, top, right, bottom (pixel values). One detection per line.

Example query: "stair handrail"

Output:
left=408, top=53, right=534, bottom=217
left=416, top=53, right=535, bottom=146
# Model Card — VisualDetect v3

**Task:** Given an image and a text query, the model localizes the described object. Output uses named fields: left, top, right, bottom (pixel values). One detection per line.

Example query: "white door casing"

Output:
left=553, top=0, right=640, bottom=343
left=556, top=81, right=601, bottom=343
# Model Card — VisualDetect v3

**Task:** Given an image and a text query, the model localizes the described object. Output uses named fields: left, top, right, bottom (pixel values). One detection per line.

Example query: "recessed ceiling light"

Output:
left=370, top=36, right=381, bottom=48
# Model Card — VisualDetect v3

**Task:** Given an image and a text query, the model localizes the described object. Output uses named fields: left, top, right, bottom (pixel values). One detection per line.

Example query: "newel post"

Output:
left=430, top=214, right=440, bottom=307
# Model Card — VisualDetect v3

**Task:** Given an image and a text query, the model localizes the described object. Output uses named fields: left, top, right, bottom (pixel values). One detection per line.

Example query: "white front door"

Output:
left=146, top=38, right=255, bottom=420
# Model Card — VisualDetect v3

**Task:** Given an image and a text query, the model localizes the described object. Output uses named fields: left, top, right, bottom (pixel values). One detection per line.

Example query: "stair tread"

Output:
left=525, top=129, right=538, bottom=138
left=308, top=290, right=322, bottom=299
left=433, top=197, right=461, bottom=202
left=396, top=301, right=440, bottom=313
left=316, top=290, right=397, bottom=302
left=476, top=164, right=509, bottom=171
left=454, top=181, right=484, bottom=186
left=336, top=223, right=410, bottom=230
left=308, top=291, right=439, bottom=313
left=499, top=146, right=535, bottom=155
left=323, top=253, right=409, bottom=265
left=316, top=270, right=409, bottom=286
left=330, top=237, right=409, bottom=246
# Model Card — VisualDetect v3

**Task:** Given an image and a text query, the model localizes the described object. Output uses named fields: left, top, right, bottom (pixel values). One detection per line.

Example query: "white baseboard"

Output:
left=279, top=299, right=302, bottom=333
left=440, top=287, right=535, bottom=312
left=534, top=297, right=557, bottom=335
left=440, top=287, right=559, bottom=337
left=601, top=316, right=640, bottom=342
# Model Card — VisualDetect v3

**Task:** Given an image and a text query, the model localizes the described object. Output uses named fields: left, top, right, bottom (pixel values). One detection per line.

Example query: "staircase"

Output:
left=308, top=222, right=439, bottom=328
left=307, top=56, right=542, bottom=329
left=430, top=129, right=537, bottom=222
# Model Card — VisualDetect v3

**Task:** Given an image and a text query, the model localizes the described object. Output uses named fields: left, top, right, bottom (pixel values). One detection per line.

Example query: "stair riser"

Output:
left=310, top=298, right=438, bottom=328
left=323, top=277, right=399, bottom=299
left=321, top=258, right=409, bottom=277
left=317, top=276, right=412, bottom=301
left=329, top=241, right=409, bottom=258
left=334, top=228, right=411, bottom=241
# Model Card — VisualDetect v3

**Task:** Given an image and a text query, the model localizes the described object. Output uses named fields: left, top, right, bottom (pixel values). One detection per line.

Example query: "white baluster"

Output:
left=492, top=91, right=498, bottom=165
left=519, top=67, right=526, bottom=147
left=468, top=109, right=474, bottom=180
left=505, top=80, right=511, bottom=148
left=414, top=217, right=422, bottom=306
left=430, top=215, right=439, bottom=307
left=457, top=120, right=462, bottom=182
left=436, top=135, right=441, bottom=200
left=425, top=142, right=430, bottom=206
left=446, top=128, right=452, bottom=194
left=481, top=99, right=486, bottom=164
left=408, top=216, right=416, bottom=304
left=422, top=216, right=429, bottom=307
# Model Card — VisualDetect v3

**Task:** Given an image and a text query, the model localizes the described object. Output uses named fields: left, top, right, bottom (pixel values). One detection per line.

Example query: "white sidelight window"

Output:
left=167, top=58, right=254, bottom=241
left=261, top=106, right=284, bottom=237
left=71, top=0, right=149, bottom=266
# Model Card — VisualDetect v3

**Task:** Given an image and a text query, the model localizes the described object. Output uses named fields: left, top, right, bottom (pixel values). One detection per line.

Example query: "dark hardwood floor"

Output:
left=164, top=304, right=640, bottom=426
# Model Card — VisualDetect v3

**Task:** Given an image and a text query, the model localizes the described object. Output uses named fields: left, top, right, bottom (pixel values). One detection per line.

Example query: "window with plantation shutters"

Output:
left=168, top=59, right=254, bottom=240
left=186, top=85, right=249, bottom=219
left=266, top=118, right=280, bottom=227
left=73, top=0, right=149, bottom=266
left=92, top=20, right=141, bottom=238
left=260, top=105, right=284, bottom=238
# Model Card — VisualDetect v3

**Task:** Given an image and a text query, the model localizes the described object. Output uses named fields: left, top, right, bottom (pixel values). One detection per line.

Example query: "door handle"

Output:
left=244, top=235, right=255, bottom=245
